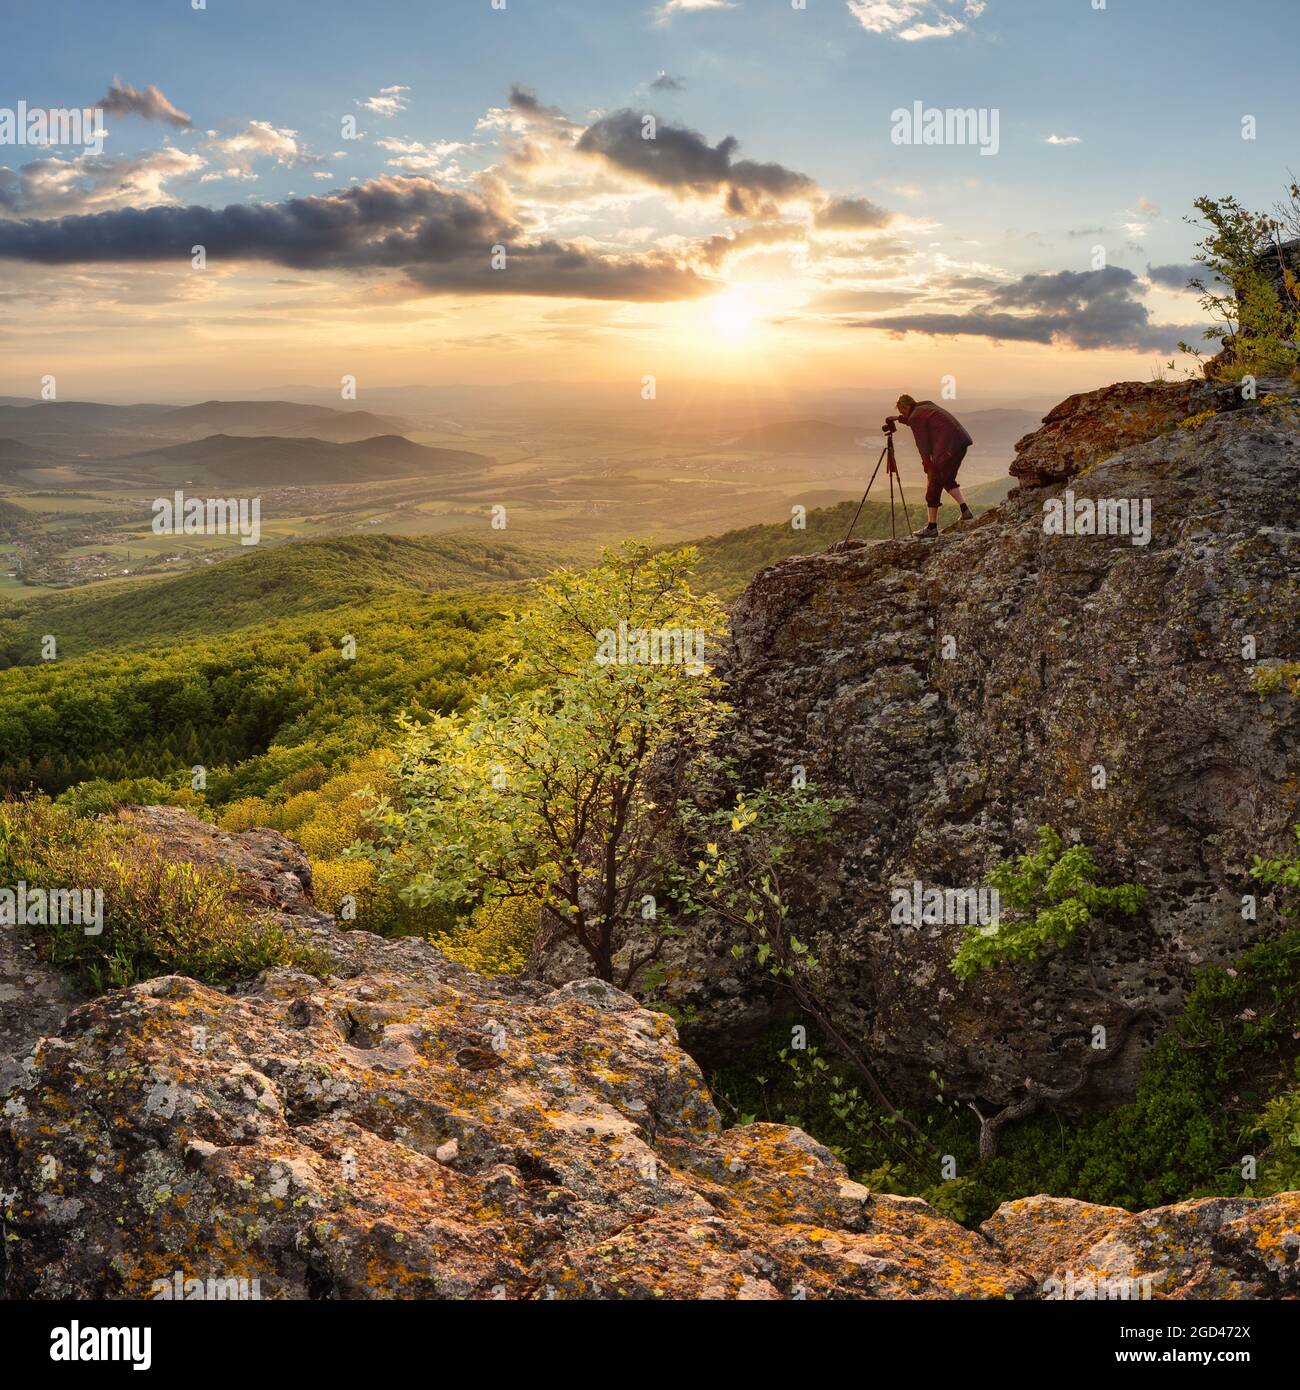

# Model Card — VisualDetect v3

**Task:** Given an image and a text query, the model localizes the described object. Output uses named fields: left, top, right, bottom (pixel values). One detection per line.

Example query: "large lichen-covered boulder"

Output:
left=679, top=387, right=1300, bottom=1108
left=983, top=1192, right=1300, bottom=1299
left=3, top=812, right=1296, bottom=1299
left=0, top=854, right=1021, bottom=1300
left=1009, top=378, right=1244, bottom=486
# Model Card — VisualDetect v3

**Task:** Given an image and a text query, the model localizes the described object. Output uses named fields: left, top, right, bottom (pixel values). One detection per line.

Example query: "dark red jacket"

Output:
left=905, top=401, right=973, bottom=465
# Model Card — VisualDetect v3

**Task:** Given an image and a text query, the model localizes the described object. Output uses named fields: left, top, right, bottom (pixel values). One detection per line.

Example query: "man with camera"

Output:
left=884, top=395, right=975, bottom=539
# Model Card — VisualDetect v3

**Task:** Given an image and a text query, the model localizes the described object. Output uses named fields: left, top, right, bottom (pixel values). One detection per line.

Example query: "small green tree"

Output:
left=951, top=826, right=1146, bottom=982
left=359, top=542, right=729, bottom=984
left=1179, top=190, right=1299, bottom=379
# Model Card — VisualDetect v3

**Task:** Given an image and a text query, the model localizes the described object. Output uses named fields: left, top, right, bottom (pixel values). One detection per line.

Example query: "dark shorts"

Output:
left=925, top=443, right=968, bottom=508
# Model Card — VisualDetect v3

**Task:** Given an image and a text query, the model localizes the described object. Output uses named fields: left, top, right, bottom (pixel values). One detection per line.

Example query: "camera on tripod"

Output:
left=840, top=415, right=913, bottom=544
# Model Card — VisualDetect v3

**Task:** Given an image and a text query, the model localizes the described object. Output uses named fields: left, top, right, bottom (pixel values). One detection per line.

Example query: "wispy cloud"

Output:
left=358, top=85, right=411, bottom=118
left=375, top=137, right=465, bottom=172
left=0, top=148, right=205, bottom=217
left=98, top=78, right=192, bottom=128
left=847, top=0, right=983, bottom=41
left=655, top=0, right=738, bottom=24
left=204, top=120, right=308, bottom=172
left=1045, top=133, right=1082, bottom=145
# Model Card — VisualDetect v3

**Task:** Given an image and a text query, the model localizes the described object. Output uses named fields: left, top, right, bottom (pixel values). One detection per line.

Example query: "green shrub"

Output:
left=432, top=894, right=538, bottom=977
left=0, top=795, right=314, bottom=991
left=950, top=826, right=1146, bottom=981
left=711, top=826, right=1300, bottom=1224
left=1254, top=1064, right=1300, bottom=1195
left=56, top=776, right=210, bottom=821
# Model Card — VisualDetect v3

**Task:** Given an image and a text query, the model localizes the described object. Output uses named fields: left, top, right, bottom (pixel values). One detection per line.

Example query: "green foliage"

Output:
left=1179, top=190, right=1300, bottom=379
left=0, top=796, right=313, bottom=990
left=713, top=836, right=1300, bottom=1224
left=360, top=541, right=730, bottom=983
left=675, top=782, right=844, bottom=985
left=55, top=776, right=210, bottom=820
left=0, top=588, right=510, bottom=802
left=1253, top=1062, right=1300, bottom=1195
left=432, top=894, right=538, bottom=978
left=950, top=826, right=1146, bottom=982
left=0, top=533, right=561, bottom=661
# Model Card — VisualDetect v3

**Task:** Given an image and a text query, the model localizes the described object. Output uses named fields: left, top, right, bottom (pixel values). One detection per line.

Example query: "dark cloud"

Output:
left=806, top=287, right=915, bottom=313
left=858, top=311, right=1059, bottom=342
left=0, top=175, right=710, bottom=302
left=696, top=222, right=804, bottom=266
left=1146, top=262, right=1207, bottom=292
left=863, top=265, right=1201, bottom=351
left=97, top=79, right=192, bottom=128
left=945, top=274, right=1002, bottom=292
left=506, top=84, right=571, bottom=124
left=576, top=109, right=815, bottom=214
left=814, top=196, right=892, bottom=231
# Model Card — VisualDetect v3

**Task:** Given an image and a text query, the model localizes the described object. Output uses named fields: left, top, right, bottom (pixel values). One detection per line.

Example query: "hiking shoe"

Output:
left=959, top=504, right=975, bottom=522
left=914, top=523, right=938, bottom=539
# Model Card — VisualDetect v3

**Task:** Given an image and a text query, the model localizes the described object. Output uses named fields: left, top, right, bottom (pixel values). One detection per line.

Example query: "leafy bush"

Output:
left=0, top=796, right=312, bottom=991
left=361, top=542, right=730, bottom=985
left=950, top=826, right=1146, bottom=981
left=217, top=751, right=433, bottom=937
left=433, top=894, right=538, bottom=977
left=56, top=776, right=210, bottom=821
left=1253, top=1065, right=1300, bottom=1195
left=1179, top=189, right=1299, bottom=379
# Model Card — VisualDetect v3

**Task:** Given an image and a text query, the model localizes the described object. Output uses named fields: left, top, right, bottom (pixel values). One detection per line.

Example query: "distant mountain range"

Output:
left=0, top=399, right=414, bottom=457
left=0, top=437, right=57, bottom=466
left=120, top=432, right=488, bottom=486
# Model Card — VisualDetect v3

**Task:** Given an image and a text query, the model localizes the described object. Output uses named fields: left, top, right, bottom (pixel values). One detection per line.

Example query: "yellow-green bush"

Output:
left=0, top=795, right=312, bottom=991
left=218, top=796, right=271, bottom=832
left=434, top=895, right=538, bottom=977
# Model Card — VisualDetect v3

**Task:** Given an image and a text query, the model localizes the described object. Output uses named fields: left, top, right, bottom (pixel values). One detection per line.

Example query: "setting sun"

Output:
left=710, top=289, right=758, bottom=341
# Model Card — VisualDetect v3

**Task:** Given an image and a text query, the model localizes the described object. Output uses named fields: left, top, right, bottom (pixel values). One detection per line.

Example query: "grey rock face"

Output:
left=699, top=386, right=1300, bottom=1108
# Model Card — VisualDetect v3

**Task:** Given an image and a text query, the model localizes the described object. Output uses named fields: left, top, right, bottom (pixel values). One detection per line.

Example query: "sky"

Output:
left=0, top=0, right=1296, bottom=404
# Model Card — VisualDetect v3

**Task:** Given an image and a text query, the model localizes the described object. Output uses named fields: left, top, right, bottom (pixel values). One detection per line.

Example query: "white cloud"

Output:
left=205, top=120, right=304, bottom=171
left=0, top=148, right=206, bottom=217
left=374, top=137, right=465, bottom=171
left=199, top=168, right=258, bottom=184
left=655, top=0, right=738, bottom=22
left=847, top=0, right=982, bottom=40
left=1045, top=134, right=1082, bottom=145
left=358, top=86, right=411, bottom=118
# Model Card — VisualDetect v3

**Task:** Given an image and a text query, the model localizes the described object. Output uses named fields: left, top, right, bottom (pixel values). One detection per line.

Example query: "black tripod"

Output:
left=843, top=426, right=914, bottom=543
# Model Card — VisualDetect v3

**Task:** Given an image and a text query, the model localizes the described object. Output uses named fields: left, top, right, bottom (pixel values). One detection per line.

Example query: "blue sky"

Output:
left=1, top=0, right=1296, bottom=397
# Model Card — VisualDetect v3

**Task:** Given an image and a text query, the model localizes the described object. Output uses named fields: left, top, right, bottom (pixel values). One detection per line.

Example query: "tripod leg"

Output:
left=896, top=471, right=914, bottom=535
left=843, top=445, right=889, bottom=544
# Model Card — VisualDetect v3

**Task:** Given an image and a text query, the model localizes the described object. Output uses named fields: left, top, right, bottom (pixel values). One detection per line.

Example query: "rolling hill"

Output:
left=0, top=398, right=414, bottom=456
left=0, top=533, right=567, bottom=661
left=115, top=432, right=489, bottom=486
left=157, top=400, right=412, bottom=442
